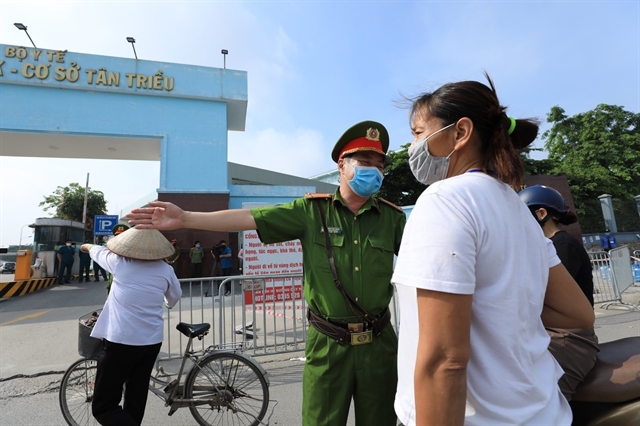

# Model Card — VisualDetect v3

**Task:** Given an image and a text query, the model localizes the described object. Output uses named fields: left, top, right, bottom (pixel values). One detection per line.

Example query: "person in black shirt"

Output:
left=519, top=184, right=599, bottom=401
left=548, top=231, right=594, bottom=305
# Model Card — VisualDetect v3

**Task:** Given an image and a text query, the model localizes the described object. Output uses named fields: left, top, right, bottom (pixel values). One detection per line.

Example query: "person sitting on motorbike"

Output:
left=519, top=184, right=599, bottom=401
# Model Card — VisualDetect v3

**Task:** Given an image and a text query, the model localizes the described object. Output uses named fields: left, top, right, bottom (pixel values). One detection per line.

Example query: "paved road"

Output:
left=0, top=279, right=346, bottom=425
left=0, top=281, right=638, bottom=425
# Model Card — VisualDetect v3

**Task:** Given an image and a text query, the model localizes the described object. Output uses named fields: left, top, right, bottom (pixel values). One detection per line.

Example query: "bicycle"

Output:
left=59, top=312, right=271, bottom=426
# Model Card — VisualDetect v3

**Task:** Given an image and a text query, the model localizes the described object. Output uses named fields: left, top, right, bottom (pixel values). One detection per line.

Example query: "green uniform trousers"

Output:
left=302, top=324, right=398, bottom=426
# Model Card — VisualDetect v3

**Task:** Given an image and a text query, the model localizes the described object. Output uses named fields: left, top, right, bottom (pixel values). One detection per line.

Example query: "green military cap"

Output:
left=331, top=120, right=390, bottom=163
left=112, top=224, right=130, bottom=236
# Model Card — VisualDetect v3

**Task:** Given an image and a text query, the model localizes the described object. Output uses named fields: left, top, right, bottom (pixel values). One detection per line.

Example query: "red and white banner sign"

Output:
left=242, top=225, right=304, bottom=304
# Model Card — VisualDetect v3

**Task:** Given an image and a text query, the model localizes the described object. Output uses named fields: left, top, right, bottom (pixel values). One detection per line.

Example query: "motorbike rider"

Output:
left=519, top=184, right=599, bottom=401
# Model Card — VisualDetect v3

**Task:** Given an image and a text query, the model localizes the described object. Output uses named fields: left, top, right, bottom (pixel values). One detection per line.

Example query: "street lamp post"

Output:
left=14, top=23, right=37, bottom=48
left=126, top=37, right=138, bottom=59
left=18, top=224, right=31, bottom=250
left=221, top=49, right=228, bottom=69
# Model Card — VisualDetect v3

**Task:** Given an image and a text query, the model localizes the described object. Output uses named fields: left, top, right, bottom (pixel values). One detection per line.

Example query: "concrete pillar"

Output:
left=635, top=195, right=640, bottom=220
left=598, top=194, right=617, bottom=233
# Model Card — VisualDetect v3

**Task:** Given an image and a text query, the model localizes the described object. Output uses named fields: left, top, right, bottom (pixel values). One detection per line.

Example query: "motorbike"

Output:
left=570, top=336, right=640, bottom=425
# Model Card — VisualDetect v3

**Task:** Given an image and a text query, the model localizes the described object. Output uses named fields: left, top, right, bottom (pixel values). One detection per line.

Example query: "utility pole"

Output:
left=82, top=173, right=89, bottom=225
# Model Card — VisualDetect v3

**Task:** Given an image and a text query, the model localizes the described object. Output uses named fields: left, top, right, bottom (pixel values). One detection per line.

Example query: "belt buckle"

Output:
left=351, top=330, right=372, bottom=345
left=348, top=323, right=364, bottom=333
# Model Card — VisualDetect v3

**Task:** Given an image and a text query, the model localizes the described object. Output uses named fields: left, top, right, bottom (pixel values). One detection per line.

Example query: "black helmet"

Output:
left=518, top=185, right=577, bottom=225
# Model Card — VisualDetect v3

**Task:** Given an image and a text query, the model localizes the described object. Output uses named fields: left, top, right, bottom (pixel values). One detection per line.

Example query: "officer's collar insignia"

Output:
left=321, top=227, right=342, bottom=235
left=365, top=128, right=380, bottom=141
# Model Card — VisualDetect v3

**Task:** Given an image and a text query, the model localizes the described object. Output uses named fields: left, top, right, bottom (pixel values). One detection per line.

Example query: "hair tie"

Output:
left=507, top=116, right=516, bottom=135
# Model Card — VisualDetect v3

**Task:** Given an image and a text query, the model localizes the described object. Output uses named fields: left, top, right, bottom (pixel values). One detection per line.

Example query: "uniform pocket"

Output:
left=367, top=236, right=394, bottom=277
left=312, top=232, right=345, bottom=272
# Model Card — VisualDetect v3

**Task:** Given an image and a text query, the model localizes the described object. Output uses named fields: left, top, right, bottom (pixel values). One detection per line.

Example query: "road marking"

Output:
left=0, top=309, right=51, bottom=327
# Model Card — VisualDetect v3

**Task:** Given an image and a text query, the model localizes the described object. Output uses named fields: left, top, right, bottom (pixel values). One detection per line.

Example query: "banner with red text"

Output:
left=241, top=202, right=304, bottom=304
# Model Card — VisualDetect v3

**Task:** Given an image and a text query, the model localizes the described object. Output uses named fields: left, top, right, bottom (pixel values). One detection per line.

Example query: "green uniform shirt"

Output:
left=251, top=190, right=406, bottom=321
left=190, top=248, right=203, bottom=263
left=167, top=246, right=180, bottom=263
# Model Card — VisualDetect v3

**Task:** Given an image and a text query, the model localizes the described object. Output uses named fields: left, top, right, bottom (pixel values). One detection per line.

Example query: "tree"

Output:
left=378, top=143, right=426, bottom=206
left=519, top=147, right=557, bottom=176
left=542, top=104, right=640, bottom=231
left=543, top=104, right=640, bottom=199
left=39, top=183, right=108, bottom=234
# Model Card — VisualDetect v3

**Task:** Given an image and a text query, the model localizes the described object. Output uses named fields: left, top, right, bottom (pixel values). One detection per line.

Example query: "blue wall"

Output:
left=0, top=44, right=247, bottom=194
left=228, top=185, right=317, bottom=209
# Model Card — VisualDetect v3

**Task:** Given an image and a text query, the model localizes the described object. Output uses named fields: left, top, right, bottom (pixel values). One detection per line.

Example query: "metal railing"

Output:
left=589, top=246, right=638, bottom=309
left=160, top=273, right=400, bottom=361
left=159, top=247, right=638, bottom=360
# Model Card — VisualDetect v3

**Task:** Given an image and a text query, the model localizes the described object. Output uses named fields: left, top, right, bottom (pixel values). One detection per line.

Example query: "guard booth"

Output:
left=30, top=218, right=85, bottom=278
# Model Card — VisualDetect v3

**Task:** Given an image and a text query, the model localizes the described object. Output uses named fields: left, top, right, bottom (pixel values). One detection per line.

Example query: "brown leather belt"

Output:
left=307, top=307, right=391, bottom=346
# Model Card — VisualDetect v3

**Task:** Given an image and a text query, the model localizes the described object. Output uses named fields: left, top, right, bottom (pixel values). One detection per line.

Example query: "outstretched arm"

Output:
left=127, top=201, right=257, bottom=232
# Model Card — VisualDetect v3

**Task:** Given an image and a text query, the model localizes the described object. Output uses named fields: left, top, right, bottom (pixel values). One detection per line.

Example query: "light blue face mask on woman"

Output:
left=345, top=161, right=384, bottom=197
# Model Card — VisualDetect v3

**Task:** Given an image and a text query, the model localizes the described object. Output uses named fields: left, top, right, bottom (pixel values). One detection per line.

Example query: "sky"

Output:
left=0, top=0, right=638, bottom=247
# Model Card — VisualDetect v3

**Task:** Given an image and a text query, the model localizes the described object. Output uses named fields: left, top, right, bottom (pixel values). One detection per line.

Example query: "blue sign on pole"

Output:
left=94, top=215, right=119, bottom=236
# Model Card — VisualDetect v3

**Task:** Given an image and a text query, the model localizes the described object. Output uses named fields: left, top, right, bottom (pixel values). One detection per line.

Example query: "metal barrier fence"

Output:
left=159, top=273, right=400, bottom=361
left=161, top=246, right=640, bottom=359
left=589, top=246, right=639, bottom=309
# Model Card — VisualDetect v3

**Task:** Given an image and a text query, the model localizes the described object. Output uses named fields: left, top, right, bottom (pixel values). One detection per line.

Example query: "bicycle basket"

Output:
left=78, top=310, right=103, bottom=359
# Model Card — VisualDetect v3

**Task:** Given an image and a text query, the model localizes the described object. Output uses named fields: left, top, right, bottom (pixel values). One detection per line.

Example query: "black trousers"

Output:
left=58, top=262, right=73, bottom=283
left=79, top=259, right=91, bottom=282
left=93, top=262, right=108, bottom=281
left=190, top=262, right=202, bottom=278
left=92, top=340, right=162, bottom=426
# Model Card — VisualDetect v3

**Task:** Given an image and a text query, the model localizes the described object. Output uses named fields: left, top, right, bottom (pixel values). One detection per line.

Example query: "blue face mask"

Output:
left=345, top=162, right=384, bottom=197
left=196, top=244, right=201, bottom=248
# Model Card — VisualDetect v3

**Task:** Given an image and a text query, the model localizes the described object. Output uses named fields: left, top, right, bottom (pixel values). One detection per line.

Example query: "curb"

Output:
left=0, top=278, right=58, bottom=298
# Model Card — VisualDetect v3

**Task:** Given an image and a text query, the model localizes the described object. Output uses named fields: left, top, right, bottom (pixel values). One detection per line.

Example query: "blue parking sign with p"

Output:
left=94, top=215, right=119, bottom=236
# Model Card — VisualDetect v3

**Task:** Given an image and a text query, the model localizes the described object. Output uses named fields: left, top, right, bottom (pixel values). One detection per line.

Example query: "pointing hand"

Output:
left=127, top=201, right=184, bottom=230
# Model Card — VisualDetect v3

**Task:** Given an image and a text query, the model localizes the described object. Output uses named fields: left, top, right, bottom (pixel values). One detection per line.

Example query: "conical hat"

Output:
left=106, top=227, right=175, bottom=260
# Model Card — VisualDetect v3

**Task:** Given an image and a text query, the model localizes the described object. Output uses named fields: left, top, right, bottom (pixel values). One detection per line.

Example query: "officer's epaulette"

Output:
left=305, top=193, right=333, bottom=200
left=377, top=198, right=404, bottom=213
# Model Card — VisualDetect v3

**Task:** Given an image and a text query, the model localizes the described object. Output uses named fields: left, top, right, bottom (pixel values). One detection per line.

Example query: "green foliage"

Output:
left=612, top=199, right=640, bottom=233
left=519, top=147, right=557, bottom=176
left=543, top=104, right=640, bottom=201
left=573, top=199, right=607, bottom=234
left=39, top=183, right=107, bottom=232
left=378, top=143, right=425, bottom=206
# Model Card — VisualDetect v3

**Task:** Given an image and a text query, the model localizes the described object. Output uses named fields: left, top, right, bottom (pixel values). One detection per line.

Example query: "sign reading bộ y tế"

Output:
left=0, top=45, right=174, bottom=91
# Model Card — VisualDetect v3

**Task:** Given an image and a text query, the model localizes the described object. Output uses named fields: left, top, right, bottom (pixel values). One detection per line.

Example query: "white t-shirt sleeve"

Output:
left=165, top=272, right=182, bottom=307
left=392, top=190, right=477, bottom=295
left=546, top=236, right=561, bottom=268
left=89, top=245, right=116, bottom=274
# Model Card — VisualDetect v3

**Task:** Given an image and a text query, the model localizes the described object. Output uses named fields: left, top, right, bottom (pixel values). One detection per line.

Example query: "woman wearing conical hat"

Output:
left=80, top=227, right=182, bottom=425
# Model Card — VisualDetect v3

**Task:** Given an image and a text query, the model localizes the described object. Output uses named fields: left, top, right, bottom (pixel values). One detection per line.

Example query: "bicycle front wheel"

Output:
left=59, top=358, right=99, bottom=426
left=185, top=352, right=269, bottom=426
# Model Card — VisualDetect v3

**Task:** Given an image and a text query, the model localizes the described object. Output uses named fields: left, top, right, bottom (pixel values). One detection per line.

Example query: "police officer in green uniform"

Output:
left=165, top=238, right=180, bottom=274
left=127, top=120, right=406, bottom=426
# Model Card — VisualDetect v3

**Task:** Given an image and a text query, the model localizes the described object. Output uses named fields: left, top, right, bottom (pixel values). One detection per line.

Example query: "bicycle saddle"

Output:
left=176, top=322, right=211, bottom=338
left=573, top=336, right=640, bottom=403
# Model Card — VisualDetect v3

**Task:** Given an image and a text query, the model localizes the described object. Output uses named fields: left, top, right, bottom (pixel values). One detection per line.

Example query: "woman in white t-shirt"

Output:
left=392, top=74, right=594, bottom=426
left=81, top=228, right=182, bottom=426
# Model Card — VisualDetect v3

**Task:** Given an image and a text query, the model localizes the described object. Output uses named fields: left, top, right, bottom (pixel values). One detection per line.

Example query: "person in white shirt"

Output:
left=33, top=256, right=42, bottom=269
left=81, top=228, right=182, bottom=426
left=237, top=244, right=244, bottom=273
left=392, top=73, right=594, bottom=426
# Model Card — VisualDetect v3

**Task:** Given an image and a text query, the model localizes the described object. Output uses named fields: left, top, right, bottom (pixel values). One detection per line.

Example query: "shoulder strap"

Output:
left=305, top=193, right=333, bottom=200
left=377, top=198, right=404, bottom=213
left=313, top=199, right=377, bottom=324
